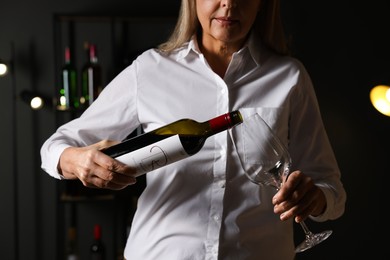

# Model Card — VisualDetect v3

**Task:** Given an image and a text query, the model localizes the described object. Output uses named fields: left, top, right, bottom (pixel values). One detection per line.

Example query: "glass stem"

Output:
left=299, top=221, right=312, bottom=236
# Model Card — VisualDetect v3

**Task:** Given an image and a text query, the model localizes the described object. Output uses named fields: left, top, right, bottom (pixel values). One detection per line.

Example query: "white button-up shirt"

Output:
left=41, top=36, right=346, bottom=260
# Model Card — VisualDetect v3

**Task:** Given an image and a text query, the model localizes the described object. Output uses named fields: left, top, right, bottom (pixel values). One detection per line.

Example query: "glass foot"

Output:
left=295, top=230, right=332, bottom=253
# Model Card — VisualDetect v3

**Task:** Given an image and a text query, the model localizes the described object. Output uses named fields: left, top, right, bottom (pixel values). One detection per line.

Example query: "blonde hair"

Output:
left=158, top=0, right=289, bottom=55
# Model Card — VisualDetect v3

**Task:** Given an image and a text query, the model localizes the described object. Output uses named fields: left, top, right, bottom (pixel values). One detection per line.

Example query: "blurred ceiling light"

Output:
left=370, top=85, right=390, bottom=117
left=0, top=60, right=9, bottom=76
left=20, top=90, right=52, bottom=110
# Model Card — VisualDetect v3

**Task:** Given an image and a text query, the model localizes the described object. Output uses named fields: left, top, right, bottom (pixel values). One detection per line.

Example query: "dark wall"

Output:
left=282, top=1, right=390, bottom=259
left=0, top=0, right=389, bottom=259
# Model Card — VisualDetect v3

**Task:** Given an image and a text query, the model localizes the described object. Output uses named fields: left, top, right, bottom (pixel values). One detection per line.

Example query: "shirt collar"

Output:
left=241, top=30, right=268, bottom=67
left=176, top=36, right=200, bottom=60
left=177, top=31, right=269, bottom=68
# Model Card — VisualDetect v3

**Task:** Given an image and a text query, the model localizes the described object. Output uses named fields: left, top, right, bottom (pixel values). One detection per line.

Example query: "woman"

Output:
left=41, top=0, right=346, bottom=259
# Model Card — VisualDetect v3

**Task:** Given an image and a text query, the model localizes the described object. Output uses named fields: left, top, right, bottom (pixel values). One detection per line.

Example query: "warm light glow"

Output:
left=30, top=96, right=44, bottom=110
left=0, top=63, right=8, bottom=76
left=59, top=95, right=66, bottom=106
left=20, top=90, right=52, bottom=110
left=370, top=85, right=390, bottom=116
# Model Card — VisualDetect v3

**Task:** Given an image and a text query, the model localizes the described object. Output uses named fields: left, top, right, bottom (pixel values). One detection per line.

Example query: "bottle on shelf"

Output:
left=90, top=224, right=105, bottom=260
left=58, top=46, right=79, bottom=110
left=65, top=226, right=79, bottom=260
left=102, top=110, right=243, bottom=176
left=81, top=43, right=102, bottom=107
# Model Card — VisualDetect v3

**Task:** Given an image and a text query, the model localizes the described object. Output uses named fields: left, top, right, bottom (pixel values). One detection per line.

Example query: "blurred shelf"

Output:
left=60, top=193, right=115, bottom=202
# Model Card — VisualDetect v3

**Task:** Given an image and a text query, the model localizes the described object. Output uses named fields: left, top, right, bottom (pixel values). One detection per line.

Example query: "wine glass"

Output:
left=230, top=112, right=332, bottom=253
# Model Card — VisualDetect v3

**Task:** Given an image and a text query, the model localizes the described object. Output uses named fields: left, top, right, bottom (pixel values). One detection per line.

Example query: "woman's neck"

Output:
left=198, top=34, right=245, bottom=78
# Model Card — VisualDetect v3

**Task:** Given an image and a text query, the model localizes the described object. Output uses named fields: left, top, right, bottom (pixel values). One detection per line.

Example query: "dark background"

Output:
left=1, top=0, right=389, bottom=259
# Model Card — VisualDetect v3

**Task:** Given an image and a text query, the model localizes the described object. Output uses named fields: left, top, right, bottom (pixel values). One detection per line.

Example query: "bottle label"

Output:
left=115, top=135, right=190, bottom=176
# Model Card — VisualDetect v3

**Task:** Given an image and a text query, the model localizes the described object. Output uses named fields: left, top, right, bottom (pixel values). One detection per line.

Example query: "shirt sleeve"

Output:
left=288, top=60, right=347, bottom=222
left=40, top=61, right=140, bottom=179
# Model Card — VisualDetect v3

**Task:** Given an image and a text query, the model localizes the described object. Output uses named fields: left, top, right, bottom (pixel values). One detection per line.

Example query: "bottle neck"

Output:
left=64, top=47, right=71, bottom=64
left=208, top=111, right=243, bottom=134
left=93, top=224, right=101, bottom=240
left=89, top=45, right=98, bottom=64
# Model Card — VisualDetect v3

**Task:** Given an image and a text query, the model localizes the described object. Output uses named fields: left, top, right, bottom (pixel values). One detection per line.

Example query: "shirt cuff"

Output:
left=41, top=143, right=71, bottom=180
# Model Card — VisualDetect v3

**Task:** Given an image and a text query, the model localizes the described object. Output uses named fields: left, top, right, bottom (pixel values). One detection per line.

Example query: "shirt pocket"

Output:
left=238, top=107, right=284, bottom=130
left=237, top=107, right=289, bottom=146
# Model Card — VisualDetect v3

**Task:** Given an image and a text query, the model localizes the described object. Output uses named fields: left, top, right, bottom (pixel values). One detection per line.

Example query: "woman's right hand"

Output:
left=58, top=140, right=137, bottom=190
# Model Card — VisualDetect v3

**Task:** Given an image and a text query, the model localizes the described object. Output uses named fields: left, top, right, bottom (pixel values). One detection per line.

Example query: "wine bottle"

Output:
left=90, top=224, right=105, bottom=260
left=81, top=43, right=102, bottom=107
left=102, top=110, right=243, bottom=176
left=58, top=46, right=79, bottom=110
left=65, top=226, right=79, bottom=260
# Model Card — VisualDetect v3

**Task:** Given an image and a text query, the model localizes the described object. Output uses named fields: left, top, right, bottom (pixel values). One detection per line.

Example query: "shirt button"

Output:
left=218, top=180, right=226, bottom=188
left=214, top=215, right=220, bottom=221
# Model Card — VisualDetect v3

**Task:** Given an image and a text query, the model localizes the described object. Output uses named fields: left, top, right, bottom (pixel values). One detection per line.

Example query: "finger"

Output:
left=73, top=147, right=137, bottom=189
left=92, top=139, right=120, bottom=150
left=295, top=205, right=315, bottom=222
left=273, top=170, right=302, bottom=205
left=90, top=174, right=133, bottom=190
left=91, top=155, right=137, bottom=187
left=79, top=169, right=135, bottom=190
left=274, top=174, right=314, bottom=220
left=279, top=205, right=298, bottom=221
left=294, top=186, right=324, bottom=222
left=103, top=170, right=137, bottom=187
left=94, top=150, right=137, bottom=177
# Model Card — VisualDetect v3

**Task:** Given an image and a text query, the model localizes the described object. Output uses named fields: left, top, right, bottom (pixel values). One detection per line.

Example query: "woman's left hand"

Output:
left=272, top=170, right=326, bottom=223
